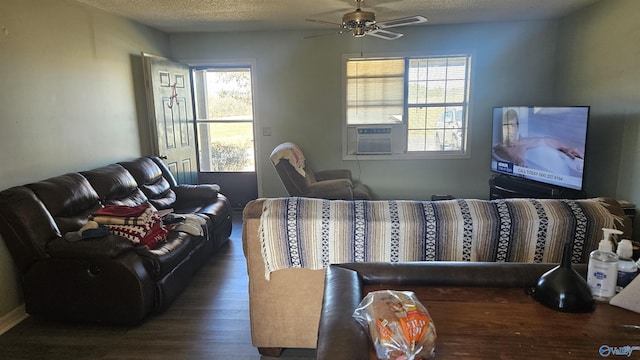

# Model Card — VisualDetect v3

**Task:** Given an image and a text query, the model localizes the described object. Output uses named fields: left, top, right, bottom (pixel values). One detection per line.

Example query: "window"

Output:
left=344, top=55, right=470, bottom=158
left=192, top=67, right=256, bottom=172
left=346, top=58, right=405, bottom=125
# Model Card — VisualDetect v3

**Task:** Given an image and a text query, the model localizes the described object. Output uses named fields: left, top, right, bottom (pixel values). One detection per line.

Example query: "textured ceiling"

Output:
left=73, top=0, right=600, bottom=33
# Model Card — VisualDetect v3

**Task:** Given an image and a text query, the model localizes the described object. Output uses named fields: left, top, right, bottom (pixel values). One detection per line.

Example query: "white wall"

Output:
left=554, top=0, right=640, bottom=211
left=171, top=20, right=561, bottom=200
left=0, top=0, right=170, bottom=318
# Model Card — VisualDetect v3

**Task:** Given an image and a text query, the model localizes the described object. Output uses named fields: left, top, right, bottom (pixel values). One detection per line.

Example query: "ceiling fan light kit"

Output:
left=307, top=0, right=427, bottom=40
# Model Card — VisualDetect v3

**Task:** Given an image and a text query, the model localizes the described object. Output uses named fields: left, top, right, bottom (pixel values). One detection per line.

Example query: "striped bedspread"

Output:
left=259, top=197, right=624, bottom=279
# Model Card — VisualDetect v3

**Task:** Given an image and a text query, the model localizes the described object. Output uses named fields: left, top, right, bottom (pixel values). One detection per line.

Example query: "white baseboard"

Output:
left=0, top=305, right=28, bottom=335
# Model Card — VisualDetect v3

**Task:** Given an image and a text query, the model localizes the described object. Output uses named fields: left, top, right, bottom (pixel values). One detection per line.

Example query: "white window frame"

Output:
left=342, top=52, right=472, bottom=160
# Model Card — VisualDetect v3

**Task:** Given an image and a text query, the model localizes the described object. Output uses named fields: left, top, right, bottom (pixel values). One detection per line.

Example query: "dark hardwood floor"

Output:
left=0, top=213, right=316, bottom=360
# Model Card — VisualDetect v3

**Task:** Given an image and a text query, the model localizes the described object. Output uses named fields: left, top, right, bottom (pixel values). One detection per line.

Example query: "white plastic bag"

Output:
left=353, top=290, right=437, bottom=360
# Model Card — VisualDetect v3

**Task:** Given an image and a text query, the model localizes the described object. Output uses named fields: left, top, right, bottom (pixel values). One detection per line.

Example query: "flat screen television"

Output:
left=491, top=106, right=590, bottom=191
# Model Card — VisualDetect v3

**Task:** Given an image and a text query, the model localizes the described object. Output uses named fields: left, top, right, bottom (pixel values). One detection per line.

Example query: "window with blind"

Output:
left=346, top=58, right=405, bottom=125
left=344, top=54, right=471, bottom=158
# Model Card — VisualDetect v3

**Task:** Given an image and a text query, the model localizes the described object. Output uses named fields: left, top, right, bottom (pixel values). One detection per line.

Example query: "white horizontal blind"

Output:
left=346, top=58, right=405, bottom=125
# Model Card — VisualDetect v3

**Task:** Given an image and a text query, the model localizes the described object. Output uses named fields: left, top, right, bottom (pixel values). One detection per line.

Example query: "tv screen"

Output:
left=491, top=106, right=589, bottom=190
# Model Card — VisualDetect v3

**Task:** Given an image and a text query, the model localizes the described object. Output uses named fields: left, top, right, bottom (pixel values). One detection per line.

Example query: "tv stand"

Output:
left=489, top=175, right=586, bottom=200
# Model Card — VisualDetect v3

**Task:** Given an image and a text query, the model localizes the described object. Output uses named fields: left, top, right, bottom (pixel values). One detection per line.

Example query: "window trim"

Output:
left=342, top=52, right=473, bottom=161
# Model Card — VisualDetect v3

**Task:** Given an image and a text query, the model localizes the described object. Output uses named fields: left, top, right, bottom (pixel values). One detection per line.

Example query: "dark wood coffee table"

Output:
left=316, top=262, right=640, bottom=360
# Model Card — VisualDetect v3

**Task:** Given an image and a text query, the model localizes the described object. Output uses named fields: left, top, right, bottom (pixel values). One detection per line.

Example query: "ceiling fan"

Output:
left=306, top=0, right=427, bottom=40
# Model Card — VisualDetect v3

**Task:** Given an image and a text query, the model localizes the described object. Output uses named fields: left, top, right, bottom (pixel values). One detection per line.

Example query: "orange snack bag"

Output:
left=353, top=290, right=437, bottom=360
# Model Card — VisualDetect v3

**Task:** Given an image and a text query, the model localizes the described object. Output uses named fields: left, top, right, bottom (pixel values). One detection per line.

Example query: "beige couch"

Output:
left=242, top=196, right=628, bottom=356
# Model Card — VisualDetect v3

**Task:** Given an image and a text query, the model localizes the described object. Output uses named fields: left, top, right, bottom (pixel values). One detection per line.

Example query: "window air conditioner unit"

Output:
left=356, top=127, right=392, bottom=155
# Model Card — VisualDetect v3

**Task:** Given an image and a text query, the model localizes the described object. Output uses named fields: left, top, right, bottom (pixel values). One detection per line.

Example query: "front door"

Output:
left=142, top=55, right=197, bottom=184
left=192, top=66, right=258, bottom=209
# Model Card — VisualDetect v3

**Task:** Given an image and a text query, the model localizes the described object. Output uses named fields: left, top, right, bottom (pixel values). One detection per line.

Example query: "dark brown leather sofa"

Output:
left=0, top=156, right=232, bottom=325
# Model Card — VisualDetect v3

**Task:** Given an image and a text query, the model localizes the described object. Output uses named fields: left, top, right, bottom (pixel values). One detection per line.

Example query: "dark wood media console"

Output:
left=489, top=174, right=586, bottom=200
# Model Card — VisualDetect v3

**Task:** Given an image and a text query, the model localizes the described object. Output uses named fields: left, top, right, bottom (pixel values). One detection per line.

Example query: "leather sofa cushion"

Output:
left=81, top=164, right=148, bottom=206
left=27, top=173, right=102, bottom=234
left=175, top=193, right=231, bottom=230
left=140, top=177, right=176, bottom=209
left=142, top=231, right=201, bottom=279
left=173, top=184, right=219, bottom=207
left=47, top=234, right=134, bottom=259
left=119, top=158, right=176, bottom=210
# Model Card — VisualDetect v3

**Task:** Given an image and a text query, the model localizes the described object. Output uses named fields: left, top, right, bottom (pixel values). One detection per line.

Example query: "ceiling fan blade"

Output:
left=377, top=15, right=427, bottom=29
left=306, top=18, right=344, bottom=27
left=367, top=29, right=403, bottom=40
left=304, top=30, right=350, bottom=39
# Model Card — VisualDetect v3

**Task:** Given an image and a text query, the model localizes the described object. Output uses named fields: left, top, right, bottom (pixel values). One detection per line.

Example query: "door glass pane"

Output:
left=198, top=122, right=255, bottom=172
left=204, top=70, right=253, bottom=120
left=193, top=67, right=256, bottom=172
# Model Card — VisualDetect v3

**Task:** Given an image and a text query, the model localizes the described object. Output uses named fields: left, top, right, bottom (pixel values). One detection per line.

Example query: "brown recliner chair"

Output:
left=270, top=142, right=371, bottom=200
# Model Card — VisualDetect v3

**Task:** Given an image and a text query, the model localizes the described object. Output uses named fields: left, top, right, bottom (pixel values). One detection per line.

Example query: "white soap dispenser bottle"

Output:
left=616, top=239, right=638, bottom=292
left=587, top=228, right=621, bottom=301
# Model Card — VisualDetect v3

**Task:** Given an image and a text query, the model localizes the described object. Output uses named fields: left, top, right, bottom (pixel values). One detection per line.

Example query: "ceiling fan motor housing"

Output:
left=342, top=9, right=376, bottom=36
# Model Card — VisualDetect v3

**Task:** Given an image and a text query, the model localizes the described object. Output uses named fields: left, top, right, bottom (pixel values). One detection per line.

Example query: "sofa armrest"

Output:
left=172, top=184, right=220, bottom=208
left=47, top=234, right=134, bottom=259
left=23, top=252, right=156, bottom=325
left=314, top=169, right=352, bottom=181
left=307, top=179, right=354, bottom=199
left=317, top=266, right=369, bottom=360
